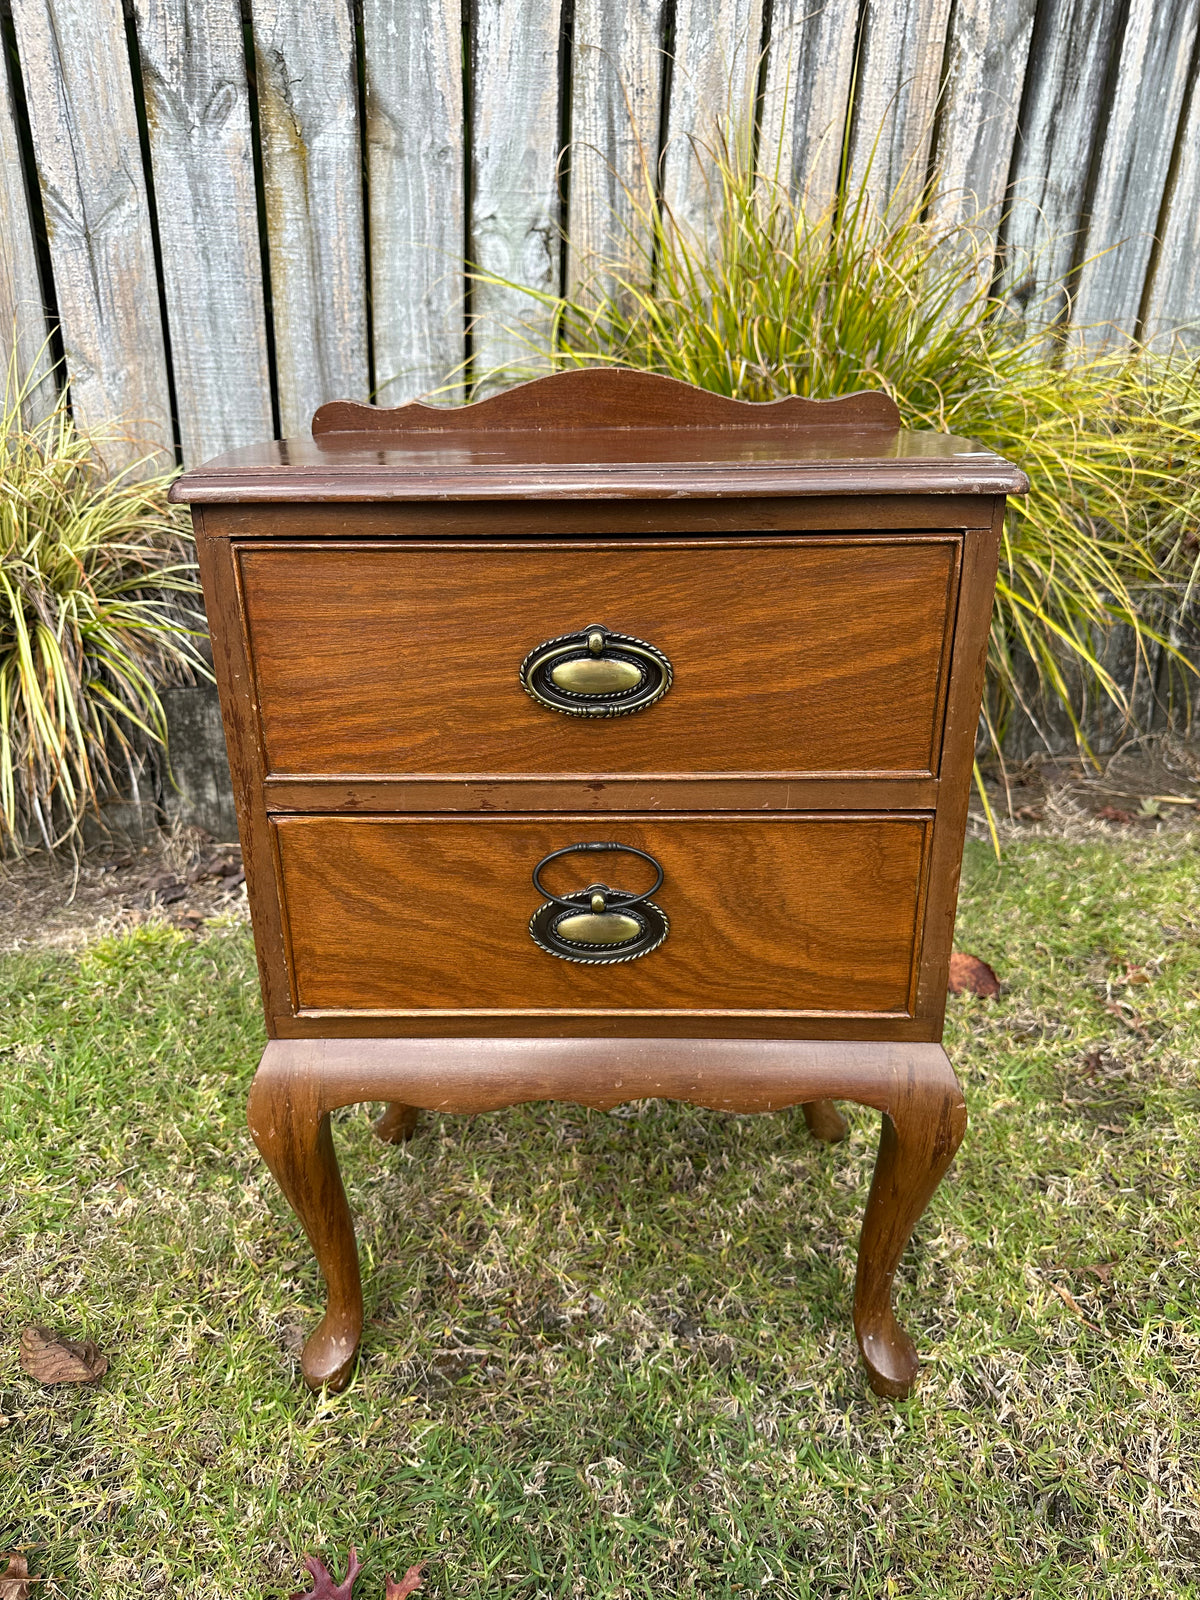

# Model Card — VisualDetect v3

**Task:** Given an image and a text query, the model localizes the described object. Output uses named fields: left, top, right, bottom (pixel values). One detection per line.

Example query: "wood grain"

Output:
left=912, top=496, right=1003, bottom=1029
left=189, top=495, right=999, bottom=537
left=237, top=538, right=961, bottom=779
left=4, top=0, right=1199, bottom=416
left=247, top=1034, right=965, bottom=1394
left=181, top=368, right=1015, bottom=1403
left=1142, top=24, right=1200, bottom=350
left=134, top=0, right=272, bottom=464
left=659, top=0, right=764, bottom=240
left=363, top=0, right=465, bottom=404
left=10, top=0, right=171, bottom=462
left=846, top=0, right=954, bottom=214
left=312, top=368, right=902, bottom=433
left=193, top=515, right=293, bottom=1028
left=928, top=0, right=1037, bottom=236
left=0, top=47, right=54, bottom=422
left=1000, top=0, right=1126, bottom=325
left=566, top=0, right=666, bottom=300
left=262, top=775, right=941, bottom=814
left=1071, top=0, right=1200, bottom=344
left=469, top=0, right=563, bottom=381
left=759, top=0, right=859, bottom=206
left=272, top=813, right=930, bottom=1015
left=270, top=1009, right=940, bottom=1042
left=176, top=455, right=1023, bottom=502
left=252, top=0, right=369, bottom=434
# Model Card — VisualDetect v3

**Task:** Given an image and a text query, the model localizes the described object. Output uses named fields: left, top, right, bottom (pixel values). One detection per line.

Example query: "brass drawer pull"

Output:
left=529, top=842, right=669, bottom=964
left=519, top=623, right=672, bottom=717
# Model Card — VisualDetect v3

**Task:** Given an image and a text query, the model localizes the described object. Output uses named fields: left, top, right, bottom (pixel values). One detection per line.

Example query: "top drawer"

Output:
left=238, top=537, right=960, bottom=778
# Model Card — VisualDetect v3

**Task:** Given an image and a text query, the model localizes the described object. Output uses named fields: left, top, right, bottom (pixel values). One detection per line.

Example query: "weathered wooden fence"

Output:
left=3, top=0, right=1200, bottom=472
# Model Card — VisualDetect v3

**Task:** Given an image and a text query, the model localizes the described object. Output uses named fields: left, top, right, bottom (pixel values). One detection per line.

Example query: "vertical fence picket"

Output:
left=252, top=0, right=368, bottom=434
left=928, top=0, right=1036, bottom=234
left=660, top=0, right=764, bottom=239
left=469, top=0, right=563, bottom=380
left=1070, top=0, right=1200, bottom=345
left=999, top=0, right=1126, bottom=322
left=0, top=44, right=54, bottom=420
left=4, top=0, right=1200, bottom=437
left=10, top=0, right=171, bottom=461
left=846, top=0, right=954, bottom=213
left=759, top=0, right=859, bottom=206
left=566, top=0, right=666, bottom=300
left=364, top=0, right=465, bottom=405
left=1142, top=57, right=1200, bottom=350
left=134, top=0, right=272, bottom=463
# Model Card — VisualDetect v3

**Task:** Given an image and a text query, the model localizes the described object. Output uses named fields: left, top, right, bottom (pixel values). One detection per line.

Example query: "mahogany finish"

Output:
left=245, top=1036, right=966, bottom=1396
left=311, top=368, right=906, bottom=436
left=239, top=538, right=960, bottom=779
left=172, top=366, right=1027, bottom=1399
left=272, top=813, right=930, bottom=1015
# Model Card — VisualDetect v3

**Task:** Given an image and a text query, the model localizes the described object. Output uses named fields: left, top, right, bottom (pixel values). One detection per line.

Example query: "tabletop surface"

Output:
left=172, top=368, right=1028, bottom=503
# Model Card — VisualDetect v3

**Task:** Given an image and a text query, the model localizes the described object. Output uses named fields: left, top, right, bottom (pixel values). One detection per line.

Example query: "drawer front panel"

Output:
left=240, top=539, right=959, bottom=778
left=273, top=814, right=930, bottom=1016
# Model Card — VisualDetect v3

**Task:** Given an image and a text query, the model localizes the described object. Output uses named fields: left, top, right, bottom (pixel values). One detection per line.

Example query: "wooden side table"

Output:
left=171, top=369, right=1027, bottom=1397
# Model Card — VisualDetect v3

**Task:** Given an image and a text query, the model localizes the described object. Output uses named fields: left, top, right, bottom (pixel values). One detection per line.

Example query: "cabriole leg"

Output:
left=802, top=1098, right=849, bottom=1142
left=373, top=1102, right=420, bottom=1143
left=247, top=1050, right=362, bottom=1392
left=853, top=1049, right=967, bottom=1398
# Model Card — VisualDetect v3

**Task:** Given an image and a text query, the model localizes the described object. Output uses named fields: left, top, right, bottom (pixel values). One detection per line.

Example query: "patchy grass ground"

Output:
left=2, top=835, right=1199, bottom=1599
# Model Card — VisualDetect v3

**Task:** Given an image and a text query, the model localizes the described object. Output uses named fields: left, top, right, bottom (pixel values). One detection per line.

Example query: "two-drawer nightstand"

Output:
left=171, top=368, right=1027, bottom=1397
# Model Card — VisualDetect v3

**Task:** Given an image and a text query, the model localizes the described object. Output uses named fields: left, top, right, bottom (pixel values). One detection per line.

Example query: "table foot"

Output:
left=374, top=1102, right=420, bottom=1143
left=853, top=1049, right=966, bottom=1398
left=246, top=1037, right=965, bottom=1398
left=247, top=1051, right=363, bottom=1393
left=802, top=1098, right=849, bottom=1142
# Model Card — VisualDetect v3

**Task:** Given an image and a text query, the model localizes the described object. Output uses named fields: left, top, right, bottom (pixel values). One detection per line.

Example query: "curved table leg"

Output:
left=374, top=1102, right=420, bottom=1143
left=246, top=1038, right=965, bottom=1398
left=802, top=1098, right=849, bottom=1142
left=247, top=1053, right=363, bottom=1392
left=853, top=1051, right=967, bottom=1397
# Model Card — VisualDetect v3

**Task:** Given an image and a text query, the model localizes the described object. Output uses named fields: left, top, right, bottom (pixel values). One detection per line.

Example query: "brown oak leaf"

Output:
left=947, top=952, right=1000, bottom=998
left=291, top=1549, right=361, bottom=1600
left=0, top=1554, right=32, bottom=1600
left=385, top=1565, right=426, bottom=1599
left=19, top=1326, right=108, bottom=1385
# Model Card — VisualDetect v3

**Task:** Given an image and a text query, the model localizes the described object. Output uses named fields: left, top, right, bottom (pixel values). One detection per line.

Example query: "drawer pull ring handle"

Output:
left=529, top=842, right=669, bottom=964
left=519, top=623, right=672, bottom=717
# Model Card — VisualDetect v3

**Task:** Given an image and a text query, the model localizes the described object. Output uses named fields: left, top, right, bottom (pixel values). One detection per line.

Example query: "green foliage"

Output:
left=0, top=356, right=206, bottom=852
left=476, top=151, right=1200, bottom=761
left=3, top=836, right=1200, bottom=1595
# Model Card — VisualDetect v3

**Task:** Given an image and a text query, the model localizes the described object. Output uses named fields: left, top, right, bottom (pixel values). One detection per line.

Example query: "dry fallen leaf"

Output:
left=947, top=952, right=1000, bottom=998
left=385, top=1565, right=426, bottom=1599
left=291, top=1549, right=361, bottom=1600
left=19, top=1326, right=108, bottom=1385
left=0, top=1554, right=32, bottom=1600
left=1095, top=805, right=1133, bottom=824
left=1050, top=1282, right=1101, bottom=1332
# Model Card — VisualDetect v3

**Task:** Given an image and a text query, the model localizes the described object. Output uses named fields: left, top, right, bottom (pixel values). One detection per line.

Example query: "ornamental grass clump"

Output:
left=477, top=149, right=1200, bottom=767
left=0, top=358, right=206, bottom=853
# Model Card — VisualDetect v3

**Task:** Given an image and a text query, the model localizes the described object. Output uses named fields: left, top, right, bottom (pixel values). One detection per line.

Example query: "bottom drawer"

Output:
left=272, top=814, right=931, bottom=1017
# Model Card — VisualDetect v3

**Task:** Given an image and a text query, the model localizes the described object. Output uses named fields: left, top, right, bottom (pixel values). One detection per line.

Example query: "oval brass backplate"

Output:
left=529, top=884, right=669, bottom=964
left=520, top=624, right=672, bottom=717
left=550, top=657, right=643, bottom=695
left=555, top=910, right=643, bottom=945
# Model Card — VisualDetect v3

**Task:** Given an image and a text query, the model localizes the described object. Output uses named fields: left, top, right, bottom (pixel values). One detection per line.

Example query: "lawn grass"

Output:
left=2, top=835, right=1199, bottom=1598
